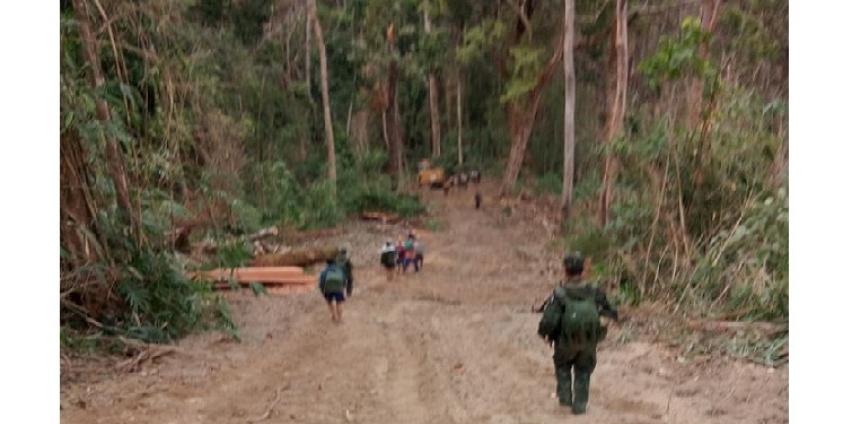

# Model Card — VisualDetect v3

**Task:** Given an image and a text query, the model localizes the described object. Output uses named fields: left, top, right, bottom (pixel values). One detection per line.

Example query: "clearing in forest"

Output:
left=61, top=181, right=787, bottom=424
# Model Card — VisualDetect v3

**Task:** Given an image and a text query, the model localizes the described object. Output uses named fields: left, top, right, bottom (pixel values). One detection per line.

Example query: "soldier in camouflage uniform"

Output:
left=537, top=252, right=618, bottom=415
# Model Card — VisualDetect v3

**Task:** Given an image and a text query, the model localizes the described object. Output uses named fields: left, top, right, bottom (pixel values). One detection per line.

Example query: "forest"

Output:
left=60, top=0, right=787, bottom=346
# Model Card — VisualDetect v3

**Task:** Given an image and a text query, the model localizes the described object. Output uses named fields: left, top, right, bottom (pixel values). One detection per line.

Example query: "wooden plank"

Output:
left=212, top=276, right=316, bottom=289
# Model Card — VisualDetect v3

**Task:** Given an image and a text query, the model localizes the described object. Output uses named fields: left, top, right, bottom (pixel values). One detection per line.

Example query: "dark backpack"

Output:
left=538, top=287, right=566, bottom=340
left=559, top=287, right=603, bottom=348
left=538, top=286, right=605, bottom=347
left=380, top=250, right=396, bottom=266
left=322, top=267, right=345, bottom=294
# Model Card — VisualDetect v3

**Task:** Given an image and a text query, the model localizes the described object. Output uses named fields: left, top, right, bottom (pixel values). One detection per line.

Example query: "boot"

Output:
left=572, top=371, right=591, bottom=414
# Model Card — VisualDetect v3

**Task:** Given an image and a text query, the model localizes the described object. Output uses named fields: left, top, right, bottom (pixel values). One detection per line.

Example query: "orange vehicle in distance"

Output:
left=417, top=159, right=446, bottom=188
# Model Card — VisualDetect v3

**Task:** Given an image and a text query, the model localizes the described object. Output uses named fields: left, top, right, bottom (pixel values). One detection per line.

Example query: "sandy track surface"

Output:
left=61, top=182, right=787, bottom=423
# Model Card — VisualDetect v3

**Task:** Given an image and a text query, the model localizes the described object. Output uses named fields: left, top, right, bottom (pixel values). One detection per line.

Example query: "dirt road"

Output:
left=61, top=182, right=788, bottom=423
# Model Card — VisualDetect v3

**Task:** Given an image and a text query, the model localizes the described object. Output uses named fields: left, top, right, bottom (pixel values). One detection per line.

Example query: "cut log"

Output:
left=251, top=246, right=339, bottom=267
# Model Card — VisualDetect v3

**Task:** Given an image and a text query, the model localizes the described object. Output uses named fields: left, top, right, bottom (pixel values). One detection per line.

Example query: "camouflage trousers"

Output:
left=553, top=344, right=597, bottom=414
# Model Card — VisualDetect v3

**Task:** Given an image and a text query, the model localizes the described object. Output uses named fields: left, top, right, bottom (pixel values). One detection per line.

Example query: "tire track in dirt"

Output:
left=61, top=180, right=788, bottom=424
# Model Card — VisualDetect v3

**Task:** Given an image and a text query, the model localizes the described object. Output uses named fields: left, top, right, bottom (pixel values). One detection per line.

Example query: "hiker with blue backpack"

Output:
left=536, top=252, right=619, bottom=415
left=318, top=257, right=351, bottom=323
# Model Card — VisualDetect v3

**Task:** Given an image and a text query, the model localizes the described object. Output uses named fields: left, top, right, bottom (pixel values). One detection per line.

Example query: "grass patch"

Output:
left=423, top=217, right=446, bottom=232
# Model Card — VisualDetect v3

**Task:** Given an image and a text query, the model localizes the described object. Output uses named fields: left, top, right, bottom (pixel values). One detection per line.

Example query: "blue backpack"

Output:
left=322, top=267, right=345, bottom=294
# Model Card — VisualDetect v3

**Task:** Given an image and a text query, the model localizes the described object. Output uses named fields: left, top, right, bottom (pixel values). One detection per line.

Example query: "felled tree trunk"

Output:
left=251, top=245, right=340, bottom=267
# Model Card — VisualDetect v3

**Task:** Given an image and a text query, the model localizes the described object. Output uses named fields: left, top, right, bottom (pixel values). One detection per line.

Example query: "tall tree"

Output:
left=424, top=2, right=442, bottom=158
left=308, top=0, right=337, bottom=194
left=560, top=0, right=576, bottom=220
left=305, top=6, right=313, bottom=103
left=598, top=0, right=629, bottom=228
left=499, top=8, right=566, bottom=196
left=385, top=23, right=405, bottom=178
left=456, top=71, right=463, bottom=166
left=71, top=0, right=136, bottom=233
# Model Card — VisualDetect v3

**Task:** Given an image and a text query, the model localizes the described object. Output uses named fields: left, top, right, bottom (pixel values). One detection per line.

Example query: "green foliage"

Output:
left=697, top=189, right=788, bottom=319
left=114, top=250, right=225, bottom=343
left=423, top=217, right=445, bottom=232
left=501, top=44, right=544, bottom=103
left=568, top=223, right=613, bottom=261
left=639, top=17, right=715, bottom=89
left=213, top=240, right=253, bottom=269
left=342, top=183, right=426, bottom=218
left=721, top=5, right=782, bottom=61
left=457, top=19, right=506, bottom=64
left=535, top=172, right=563, bottom=195
left=299, top=180, right=343, bottom=229
left=60, top=0, right=788, bottom=343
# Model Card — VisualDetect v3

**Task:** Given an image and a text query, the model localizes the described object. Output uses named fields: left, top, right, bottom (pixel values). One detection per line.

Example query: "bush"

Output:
left=342, top=184, right=425, bottom=218
left=536, top=172, right=563, bottom=195
left=113, top=249, right=233, bottom=343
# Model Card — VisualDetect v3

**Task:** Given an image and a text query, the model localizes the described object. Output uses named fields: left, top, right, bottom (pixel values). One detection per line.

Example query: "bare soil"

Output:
left=61, top=181, right=788, bottom=423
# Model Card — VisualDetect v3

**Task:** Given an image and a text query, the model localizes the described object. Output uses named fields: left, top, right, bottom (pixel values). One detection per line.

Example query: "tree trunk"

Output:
left=308, top=0, right=337, bottom=194
left=350, top=109, right=369, bottom=158
left=598, top=0, right=629, bottom=228
left=444, top=68, right=453, bottom=137
left=424, top=4, right=442, bottom=158
left=560, top=0, right=576, bottom=222
left=457, top=73, right=463, bottom=166
left=386, top=60, right=404, bottom=177
left=498, top=20, right=567, bottom=197
left=305, top=8, right=313, bottom=103
left=381, top=110, right=390, bottom=149
left=72, top=0, right=135, bottom=233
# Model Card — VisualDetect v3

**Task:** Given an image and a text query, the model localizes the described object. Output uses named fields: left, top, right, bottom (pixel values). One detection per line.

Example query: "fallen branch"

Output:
left=116, top=345, right=181, bottom=372
left=247, top=387, right=282, bottom=423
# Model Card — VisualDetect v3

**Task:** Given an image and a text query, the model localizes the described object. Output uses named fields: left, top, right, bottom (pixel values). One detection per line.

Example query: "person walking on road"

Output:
left=380, top=241, right=397, bottom=281
left=318, top=258, right=350, bottom=323
left=536, top=252, right=619, bottom=414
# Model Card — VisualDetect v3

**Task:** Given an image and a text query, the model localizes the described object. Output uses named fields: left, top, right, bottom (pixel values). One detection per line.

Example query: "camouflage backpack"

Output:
left=538, top=286, right=605, bottom=346
left=558, top=286, right=603, bottom=348
left=322, top=267, right=345, bottom=294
